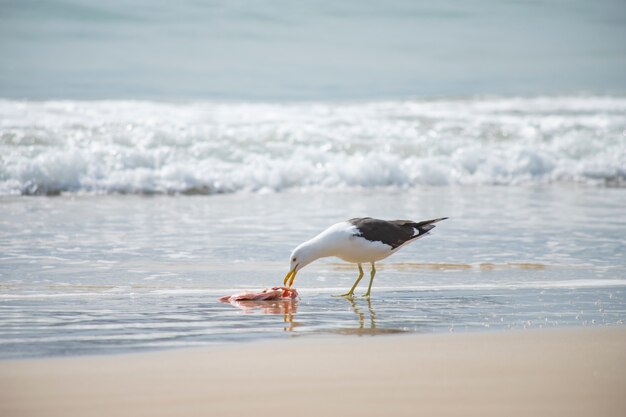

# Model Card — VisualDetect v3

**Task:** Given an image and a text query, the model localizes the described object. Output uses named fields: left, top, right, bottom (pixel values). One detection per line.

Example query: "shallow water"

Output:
left=1, top=188, right=625, bottom=359
left=1, top=287, right=623, bottom=359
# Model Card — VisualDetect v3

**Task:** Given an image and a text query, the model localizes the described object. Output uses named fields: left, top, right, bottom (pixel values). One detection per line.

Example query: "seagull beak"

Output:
left=283, top=266, right=298, bottom=287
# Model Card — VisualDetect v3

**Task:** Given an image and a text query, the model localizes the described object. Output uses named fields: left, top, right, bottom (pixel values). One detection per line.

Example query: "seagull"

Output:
left=283, top=217, right=447, bottom=297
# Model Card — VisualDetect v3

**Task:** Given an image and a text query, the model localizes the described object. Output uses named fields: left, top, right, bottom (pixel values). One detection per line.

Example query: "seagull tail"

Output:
left=412, top=217, right=448, bottom=234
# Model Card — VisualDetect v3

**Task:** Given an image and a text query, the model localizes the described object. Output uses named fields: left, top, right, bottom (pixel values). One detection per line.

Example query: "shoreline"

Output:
left=2, top=327, right=625, bottom=417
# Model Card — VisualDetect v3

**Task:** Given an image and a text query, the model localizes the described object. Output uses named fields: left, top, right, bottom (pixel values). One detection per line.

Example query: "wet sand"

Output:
left=1, top=327, right=625, bottom=417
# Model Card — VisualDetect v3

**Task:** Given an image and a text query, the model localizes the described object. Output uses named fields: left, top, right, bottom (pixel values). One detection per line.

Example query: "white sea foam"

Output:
left=1, top=96, right=625, bottom=195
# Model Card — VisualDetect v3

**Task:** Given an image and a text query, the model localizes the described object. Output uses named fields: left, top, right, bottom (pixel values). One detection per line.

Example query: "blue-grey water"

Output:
left=1, top=0, right=625, bottom=100
left=1, top=188, right=625, bottom=359
left=1, top=1, right=626, bottom=359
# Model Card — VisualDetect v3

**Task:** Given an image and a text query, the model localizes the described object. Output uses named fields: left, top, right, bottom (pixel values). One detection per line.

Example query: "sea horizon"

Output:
left=2, top=0, right=625, bottom=101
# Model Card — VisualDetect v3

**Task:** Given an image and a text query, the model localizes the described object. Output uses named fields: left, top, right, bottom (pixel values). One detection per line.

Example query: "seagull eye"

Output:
left=292, top=257, right=296, bottom=262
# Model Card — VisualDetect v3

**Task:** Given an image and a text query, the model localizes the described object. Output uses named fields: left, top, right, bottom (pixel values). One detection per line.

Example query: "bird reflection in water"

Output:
left=337, top=297, right=406, bottom=335
left=348, top=297, right=376, bottom=331
left=224, top=299, right=299, bottom=331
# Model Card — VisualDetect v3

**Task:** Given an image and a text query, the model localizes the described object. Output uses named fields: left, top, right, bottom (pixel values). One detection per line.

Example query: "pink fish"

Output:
left=218, top=286, right=298, bottom=303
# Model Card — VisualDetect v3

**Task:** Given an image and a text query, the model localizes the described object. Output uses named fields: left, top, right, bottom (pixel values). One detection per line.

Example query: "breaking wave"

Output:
left=1, top=96, right=625, bottom=195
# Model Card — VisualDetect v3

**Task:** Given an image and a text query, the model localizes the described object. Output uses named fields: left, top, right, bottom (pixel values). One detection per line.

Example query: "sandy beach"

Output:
left=2, top=327, right=625, bottom=417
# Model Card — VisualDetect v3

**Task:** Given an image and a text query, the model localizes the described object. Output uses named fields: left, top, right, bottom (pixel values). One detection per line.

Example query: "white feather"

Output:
left=293, top=221, right=395, bottom=266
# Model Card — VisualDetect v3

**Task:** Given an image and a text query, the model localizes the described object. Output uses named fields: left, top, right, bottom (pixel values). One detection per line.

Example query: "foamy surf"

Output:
left=1, top=96, right=625, bottom=195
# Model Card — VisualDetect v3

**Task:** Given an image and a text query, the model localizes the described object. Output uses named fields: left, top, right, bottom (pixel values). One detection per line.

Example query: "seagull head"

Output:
left=283, top=242, right=318, bottom=287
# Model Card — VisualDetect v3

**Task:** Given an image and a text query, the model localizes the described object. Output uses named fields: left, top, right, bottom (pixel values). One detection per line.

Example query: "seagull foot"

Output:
left=333, top=292, right=355, bottom=298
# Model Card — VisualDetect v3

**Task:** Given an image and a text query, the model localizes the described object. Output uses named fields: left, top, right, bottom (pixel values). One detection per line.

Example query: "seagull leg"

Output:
left=362, top=262, right=376, bottom=297
left=336, top=263, right=364, bottom=298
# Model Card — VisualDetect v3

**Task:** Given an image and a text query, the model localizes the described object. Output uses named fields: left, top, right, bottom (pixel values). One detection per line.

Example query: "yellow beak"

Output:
left=283, top=267, right=298, bottom=287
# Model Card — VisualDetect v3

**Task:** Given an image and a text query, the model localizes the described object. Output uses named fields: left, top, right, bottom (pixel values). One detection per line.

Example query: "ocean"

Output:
left=1, top=0, right=625, bottom=359
left=1, top=0, right=625, bottom=100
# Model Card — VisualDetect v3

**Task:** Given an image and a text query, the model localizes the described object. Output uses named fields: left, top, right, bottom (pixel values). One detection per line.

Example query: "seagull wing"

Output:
left=349, top=217, right=447, bottom=249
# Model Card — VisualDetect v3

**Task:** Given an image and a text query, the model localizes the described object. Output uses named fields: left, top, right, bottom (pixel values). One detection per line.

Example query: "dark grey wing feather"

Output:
left=349, top=217, right=447, bottom=249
